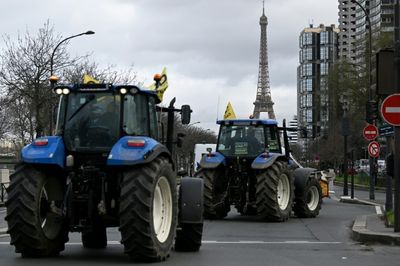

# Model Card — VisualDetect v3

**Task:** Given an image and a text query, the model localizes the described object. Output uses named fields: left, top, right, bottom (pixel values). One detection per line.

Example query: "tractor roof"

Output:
left=54, top=84, right=157, bottom=97
left=217, top=119, right=278, bottom=126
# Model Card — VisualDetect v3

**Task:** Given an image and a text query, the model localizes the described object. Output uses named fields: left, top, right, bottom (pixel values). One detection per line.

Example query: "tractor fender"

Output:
left=251, top=153, right=286, bottom=170
left=107, top=136, right=171, bottom=166
left=21, top=136, right=65, bottom=168
left=178, top=177, right=204, bottom=223
left=293, top=167, right=318, bottom=190
left=199, top=152, right=226, bottom=169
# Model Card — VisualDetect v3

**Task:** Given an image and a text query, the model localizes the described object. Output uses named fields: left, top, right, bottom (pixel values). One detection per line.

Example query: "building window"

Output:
left=320, top=46, right=331, bottom=60
left=320, top=31, right=329, bottom=44
left=320, top=62, right=329, bottom=75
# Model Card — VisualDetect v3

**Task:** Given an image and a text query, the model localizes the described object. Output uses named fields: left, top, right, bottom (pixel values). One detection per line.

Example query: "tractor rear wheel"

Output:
left=5, top=165, right=68, bottom=257
left=195, top=168, right=230, bottom=219
left=256, top=161, right=294, bottom=222
left=119, top=157, right=177, bottom=262
left=293, top=177, right=322, bottom=218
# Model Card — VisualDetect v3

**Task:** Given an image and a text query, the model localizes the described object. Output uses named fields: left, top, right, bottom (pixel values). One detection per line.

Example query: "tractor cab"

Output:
left=54, top=84, right=159, bottom=153
left=216, top=119, right=282, bottom=159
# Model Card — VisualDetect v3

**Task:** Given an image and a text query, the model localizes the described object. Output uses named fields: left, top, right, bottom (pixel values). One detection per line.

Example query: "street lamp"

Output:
left=351, top=0, right=376, bottom=200
left=340, top=94, right=350, bottom=196
left=49, top=30, right=95, bottom=86
left=48, top=30, right=95, bottom=136
left=351, top=0, right=372, bottom=100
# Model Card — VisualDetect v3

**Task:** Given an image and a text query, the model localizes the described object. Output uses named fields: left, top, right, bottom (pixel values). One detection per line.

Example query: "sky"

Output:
left=0, top=0, right=339, bottom=133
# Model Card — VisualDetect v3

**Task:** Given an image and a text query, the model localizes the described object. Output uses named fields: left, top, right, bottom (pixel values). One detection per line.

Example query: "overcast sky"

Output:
left=1, top=0, right=338, bottom=133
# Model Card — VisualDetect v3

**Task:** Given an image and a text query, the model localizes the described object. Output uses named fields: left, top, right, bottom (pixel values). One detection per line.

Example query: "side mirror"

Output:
left=177, top=132, right=185, bottom=148
left=181, top=105, right=191, bottom=125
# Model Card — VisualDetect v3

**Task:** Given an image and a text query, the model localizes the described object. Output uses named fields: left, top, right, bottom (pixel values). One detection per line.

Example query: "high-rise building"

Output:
left=297, top=24, right=340, bottom=140
left=338, top=0, right=357, bottom=61
left=287, top=115, right=298, bottom=144
left=338, top=0, right=395, bottom=64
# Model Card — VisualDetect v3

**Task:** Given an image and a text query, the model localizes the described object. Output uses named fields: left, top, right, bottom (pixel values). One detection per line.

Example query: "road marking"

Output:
left=386, top=107, right=400, bottom=113
left=0, top=209, right=6, bottom=214
left=0, top=240, right=342, bottom=245
left=202, top=240, right=341, bottom=244
left=375, top=206, right=382, bottom=215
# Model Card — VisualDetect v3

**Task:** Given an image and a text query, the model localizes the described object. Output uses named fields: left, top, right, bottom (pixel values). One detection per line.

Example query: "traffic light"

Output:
left=366, top=100, right=378, bottom=124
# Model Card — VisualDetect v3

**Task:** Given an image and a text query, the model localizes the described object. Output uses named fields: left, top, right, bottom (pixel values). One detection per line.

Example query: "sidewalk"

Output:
left=333, top=184, right=400, bottom=245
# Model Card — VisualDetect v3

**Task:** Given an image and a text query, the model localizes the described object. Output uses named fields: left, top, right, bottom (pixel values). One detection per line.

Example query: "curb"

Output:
left=340, top=196, right=381, bottom=206
left=0, top=227, right=7, bottom=235
left=352, top=215, right=400, bottom=245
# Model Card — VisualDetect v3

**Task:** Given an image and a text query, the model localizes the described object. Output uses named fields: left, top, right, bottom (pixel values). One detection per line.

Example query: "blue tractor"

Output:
left=195, top=119, right=322, bottom=221
left=5, top=79, right=204, bottom=261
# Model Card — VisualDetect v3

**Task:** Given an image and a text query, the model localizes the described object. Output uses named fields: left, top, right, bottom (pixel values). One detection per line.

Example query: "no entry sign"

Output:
left=381, top=93, right=400, bottom=126
left=368, top=141, right=380, bottom=158
left=363, top=124, right=379, bottom=140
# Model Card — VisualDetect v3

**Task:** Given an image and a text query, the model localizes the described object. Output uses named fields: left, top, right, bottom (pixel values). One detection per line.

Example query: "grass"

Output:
left=386, top=210, right=394, bottom=227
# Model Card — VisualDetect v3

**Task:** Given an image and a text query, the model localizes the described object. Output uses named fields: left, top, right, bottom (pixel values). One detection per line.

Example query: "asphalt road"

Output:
left=0, top=189, right=399, bottom=266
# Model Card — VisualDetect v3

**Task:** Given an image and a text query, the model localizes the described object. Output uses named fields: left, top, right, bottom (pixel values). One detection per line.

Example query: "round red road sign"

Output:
left=368, top=141, right=380, bottom=158
left=381, top=93, right=400, bottom=126
left=363, top=124, right=378, bottom=141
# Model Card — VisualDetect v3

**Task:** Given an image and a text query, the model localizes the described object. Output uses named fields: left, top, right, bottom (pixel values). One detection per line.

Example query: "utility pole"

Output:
left=394, top=0, right=400, bottom=232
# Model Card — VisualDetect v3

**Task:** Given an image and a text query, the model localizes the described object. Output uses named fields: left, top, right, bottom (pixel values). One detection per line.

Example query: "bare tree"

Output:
left=0, top=21, right=86, bottom=139
left=61, top=59, right=138, bottom=84
left=0, top=97, right=10, bottom=141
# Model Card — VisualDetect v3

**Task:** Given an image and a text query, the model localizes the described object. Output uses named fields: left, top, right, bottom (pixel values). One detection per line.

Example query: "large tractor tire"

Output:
left=5, top=164, right=68, bottom=257
left=82, top=223, right=107, bottom=249
left=175, top=223, right=203, bottom=252
left=119, top=157, right=177, bottom=262
left=195, top=168, right=230, bottom=219
left=256, top=161, right=294, bottom=222
left=293, top=177, right=322, bottom=218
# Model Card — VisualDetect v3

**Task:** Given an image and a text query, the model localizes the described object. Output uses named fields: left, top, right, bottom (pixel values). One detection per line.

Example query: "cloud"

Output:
left=0, top=0, right=339, bottom=134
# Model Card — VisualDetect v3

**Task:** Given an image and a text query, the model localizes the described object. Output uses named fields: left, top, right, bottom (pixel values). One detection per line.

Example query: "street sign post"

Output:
left=368, top=141, right=380, bottom=158
left=381, top=93, right=400, bottom=126
left=363, top=124, right=379, bottom=140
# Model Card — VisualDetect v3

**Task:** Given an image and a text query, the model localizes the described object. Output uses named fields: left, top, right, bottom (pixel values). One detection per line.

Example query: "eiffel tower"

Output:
left=252, top=1, right=275, bottom=120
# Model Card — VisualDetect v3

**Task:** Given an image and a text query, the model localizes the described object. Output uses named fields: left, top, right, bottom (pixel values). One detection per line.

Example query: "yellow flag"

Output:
left=83, top=74, right=99, bottom=84
left=148, top=67, right=168, bottom=102
left=224, top=102, right=237, bottom=119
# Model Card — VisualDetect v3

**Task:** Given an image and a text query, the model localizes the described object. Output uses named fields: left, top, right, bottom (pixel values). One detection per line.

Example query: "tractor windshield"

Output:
left=62, top=92, right=121, bottom=151
left=217, top=125, right=281, bottom=157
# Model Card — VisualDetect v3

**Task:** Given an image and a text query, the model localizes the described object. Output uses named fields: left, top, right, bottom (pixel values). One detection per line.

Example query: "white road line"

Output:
left=0, top=240, right=342, bottom=245
left=375, top=206, right=383, bottom=215
left=202, top=240, right=341, bottom=244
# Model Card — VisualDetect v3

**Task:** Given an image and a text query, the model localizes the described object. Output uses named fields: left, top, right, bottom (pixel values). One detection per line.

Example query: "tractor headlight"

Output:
left=62, top=88, right=70, bottom=95
left=130, top=88, right=138, bottom=94
left=55, top=88, right=63, bottom=95
left=120, top=88, right=128, bottom=94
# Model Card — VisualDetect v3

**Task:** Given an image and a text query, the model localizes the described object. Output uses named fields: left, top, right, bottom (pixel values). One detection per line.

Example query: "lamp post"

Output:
left=340, top=94, right=350, bottom=196
left=48, top=30, right=95, bottom=136
left=49, top=30, right=95, bottom=83
left=351, top=0, right=375, bottom=200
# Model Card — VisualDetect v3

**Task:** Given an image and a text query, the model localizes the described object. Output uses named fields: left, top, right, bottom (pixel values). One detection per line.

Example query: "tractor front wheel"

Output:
left=293, top=177, right=322, bottom=218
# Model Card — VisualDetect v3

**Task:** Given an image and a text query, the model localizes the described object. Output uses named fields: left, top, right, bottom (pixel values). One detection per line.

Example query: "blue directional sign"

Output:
left=379, top=124, right=394, bottom=136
